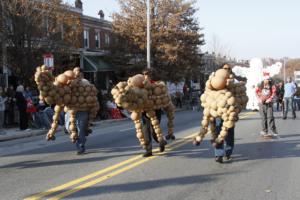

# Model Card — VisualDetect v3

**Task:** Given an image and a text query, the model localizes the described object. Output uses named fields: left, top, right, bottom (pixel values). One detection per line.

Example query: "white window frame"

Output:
left=84, top=29, right=89, bottom=48
left=95, top=32, right=100, bottom=48
left=105, top=33, right=110, bottom=45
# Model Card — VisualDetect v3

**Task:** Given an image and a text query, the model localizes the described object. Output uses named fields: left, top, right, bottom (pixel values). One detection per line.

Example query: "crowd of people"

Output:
left=255, top=76, right=299, bottom=139
left=0, top=82, right=65, bottom=134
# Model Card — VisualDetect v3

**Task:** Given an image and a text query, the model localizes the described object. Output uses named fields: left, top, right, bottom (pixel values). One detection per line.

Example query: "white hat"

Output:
left=16, top=85, right=24, bottom=92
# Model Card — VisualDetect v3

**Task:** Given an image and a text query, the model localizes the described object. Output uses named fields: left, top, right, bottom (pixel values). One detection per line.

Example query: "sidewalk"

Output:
left=0, top=107, right=189, bottom=142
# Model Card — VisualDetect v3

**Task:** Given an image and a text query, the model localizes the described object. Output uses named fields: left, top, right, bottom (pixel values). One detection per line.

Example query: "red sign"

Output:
left=43, top=53, right=54, bottom=68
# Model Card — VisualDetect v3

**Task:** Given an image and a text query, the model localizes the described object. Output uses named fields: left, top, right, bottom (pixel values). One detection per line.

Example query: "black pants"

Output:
left=175, top=97, right=182, bottom=108
left=142, top=110, right=162, bottom=152
left=19, top=108, right=28, bottom=130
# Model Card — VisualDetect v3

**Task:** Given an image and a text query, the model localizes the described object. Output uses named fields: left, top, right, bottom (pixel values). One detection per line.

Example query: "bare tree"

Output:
left=111, top=0, right=204, bottom=82
left=0, top=0, right=82, bottom=84
left=208, top=34, right=231, bottom=58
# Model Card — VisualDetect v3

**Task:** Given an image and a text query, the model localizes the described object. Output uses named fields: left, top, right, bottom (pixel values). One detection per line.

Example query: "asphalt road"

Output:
left=0, top=110, right=300, bottom=200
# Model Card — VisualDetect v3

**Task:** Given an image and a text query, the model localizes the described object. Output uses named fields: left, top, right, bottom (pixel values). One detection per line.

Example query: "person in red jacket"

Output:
left=255, top=77, right=279, bottom=137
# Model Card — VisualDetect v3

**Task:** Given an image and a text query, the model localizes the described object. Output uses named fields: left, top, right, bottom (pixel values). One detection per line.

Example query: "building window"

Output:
left=84, top=29, right=89, bottom=48
left=105, top=33, right=110, bottom=45
left=95, top=32, right=100, bottom=48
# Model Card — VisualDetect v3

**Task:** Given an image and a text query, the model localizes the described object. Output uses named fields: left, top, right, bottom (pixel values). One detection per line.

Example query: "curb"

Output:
left=0, top=108, right=189, bottom=142
left=0, top=130, right=46, bottom=142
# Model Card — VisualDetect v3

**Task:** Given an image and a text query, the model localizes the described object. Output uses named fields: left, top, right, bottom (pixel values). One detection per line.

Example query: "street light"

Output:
left=283, top=57, right=286, bottom=83
left=146, top=0, right=151, bottom=69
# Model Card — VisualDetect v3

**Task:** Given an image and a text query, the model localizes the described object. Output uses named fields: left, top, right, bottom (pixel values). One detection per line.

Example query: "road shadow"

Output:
left=0, top=151, right=140, bottom=169
left=165, top=136, right=300, bottom=162
left=48, top=172, right=239, bottom=198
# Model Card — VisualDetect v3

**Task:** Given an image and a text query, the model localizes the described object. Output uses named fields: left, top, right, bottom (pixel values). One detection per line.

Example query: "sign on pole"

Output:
left=43, top=53, right=54, bottom=68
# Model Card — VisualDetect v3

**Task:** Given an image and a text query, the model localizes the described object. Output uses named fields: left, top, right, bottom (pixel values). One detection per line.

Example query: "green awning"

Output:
left=83, top=56, right=113, bottom=72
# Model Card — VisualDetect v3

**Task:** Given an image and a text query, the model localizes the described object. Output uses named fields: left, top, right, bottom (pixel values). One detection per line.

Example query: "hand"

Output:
left=265, top=99, right=271, bottom=103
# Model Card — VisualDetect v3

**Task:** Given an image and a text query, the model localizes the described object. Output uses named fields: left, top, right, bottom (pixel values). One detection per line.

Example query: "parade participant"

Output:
left=65, top=111, right=89, bottom=155
left=194, top=63, right=248, bottom=164
left=214, top=118, right=234, bottom=163
left=213, top=64, right=236, bottom=163
left=255, top=77, right=278, bottom=137
left=111, top=72, right=175, bottom=158
left=141, top=69, right=165, bottom=157
left=283, top=77, right=297, bottom=119
left=35, top=66, right=99, bottom=147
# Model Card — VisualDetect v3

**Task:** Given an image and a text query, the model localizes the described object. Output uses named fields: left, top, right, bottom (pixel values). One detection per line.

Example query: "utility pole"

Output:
left=146, top=0, right=151, bottom=69
left=0, top=0, right=8, bottom=88
left=283, top=58, right=286, bottom=83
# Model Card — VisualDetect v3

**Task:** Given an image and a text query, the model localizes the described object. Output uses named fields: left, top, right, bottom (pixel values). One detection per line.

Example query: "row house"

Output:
left=0, top=0, right=114, bottom=90
left=74, top=0, right=114, bottom=91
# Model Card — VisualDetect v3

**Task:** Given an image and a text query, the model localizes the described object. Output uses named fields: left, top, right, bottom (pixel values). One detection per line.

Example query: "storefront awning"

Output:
left=83, top=56, right=113, bottom=72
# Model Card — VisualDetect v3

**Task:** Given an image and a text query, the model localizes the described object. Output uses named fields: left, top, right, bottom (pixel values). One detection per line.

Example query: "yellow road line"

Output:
left=25, top=133, right=197, bottom=200
left=24, top=155, right=142, bottom=200
left=47, top=136, right=196, bottom=200
left=25, top=112, right=255, bottom=200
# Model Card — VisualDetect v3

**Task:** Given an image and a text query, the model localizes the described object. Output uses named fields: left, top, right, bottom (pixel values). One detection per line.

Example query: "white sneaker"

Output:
left=260, top=131, right=268, bottom=136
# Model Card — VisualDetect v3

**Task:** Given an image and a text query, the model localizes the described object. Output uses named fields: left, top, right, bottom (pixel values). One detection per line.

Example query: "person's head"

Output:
left=263, top=78, right=270, bottom=86
left=287, top=77, right=292, bottom=83
left=279, top=82, right=283, bottom=87
left=222, top=63, right=232, bottom=73
left=26, top=86, right=30, bottom=91
left=16, top=85, right=24, bottom=93
left=9, top=85, right=14, bottom=90
left=142, top=69, right=153, bottom=81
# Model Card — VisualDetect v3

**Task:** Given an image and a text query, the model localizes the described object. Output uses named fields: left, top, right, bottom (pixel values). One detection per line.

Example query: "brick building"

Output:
left=74, top=0, right=114, bottom=91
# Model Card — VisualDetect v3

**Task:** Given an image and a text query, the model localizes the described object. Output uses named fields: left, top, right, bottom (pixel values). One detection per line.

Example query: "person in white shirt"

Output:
left=283, top=77, right=297, bottom=119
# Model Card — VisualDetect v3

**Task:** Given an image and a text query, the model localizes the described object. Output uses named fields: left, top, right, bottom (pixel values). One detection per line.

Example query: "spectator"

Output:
left=15, top=86, right=28, bottom=130
left=4, top=85, right=16, bottom=127
left=276, top=82, right=284, bottom=112
left=106, top=100, right=123, bottom=119
left=34, top=101, right=51, bottom=129
left=293, top=83, right=300, bottom=111
left=16, top=82, right=24, bottom=94
left=255, top=77, right=278, bottom=137
left=24, top=86, right=33, bottom=100
left=0, top=87, right=7, bottom=134
left=283, top=77, right=297, bottom=119
left=26, top=98, right=37, bottom=128
left=175, top=82, right=182, bottom=108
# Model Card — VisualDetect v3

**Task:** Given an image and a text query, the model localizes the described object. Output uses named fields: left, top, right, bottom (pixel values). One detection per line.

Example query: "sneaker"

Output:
left=215, top=156, right=223, bottom=163
left=143, top=151, right=153, bottom=157
left=159, top=143, right=165, bottom=152
left=224, top=155, right=232, bottom=161
left=76, top=150, right=85, bottom=155
left=283, top=117, right=287, bottom=120
left=260, top=131, right=268, bottom=136
left=76, top=146, right=86, bottom=155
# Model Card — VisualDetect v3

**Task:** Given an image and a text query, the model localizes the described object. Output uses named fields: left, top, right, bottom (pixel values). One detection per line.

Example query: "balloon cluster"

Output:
left=194, top=66, right=248, bottom=145
left=112, top=74, right=175, bottom=149
left=35, top=66, right=99, bottom=143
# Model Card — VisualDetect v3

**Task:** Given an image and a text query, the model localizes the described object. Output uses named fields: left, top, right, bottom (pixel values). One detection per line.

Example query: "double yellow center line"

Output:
left=25, top=112, right=255, bottom=200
